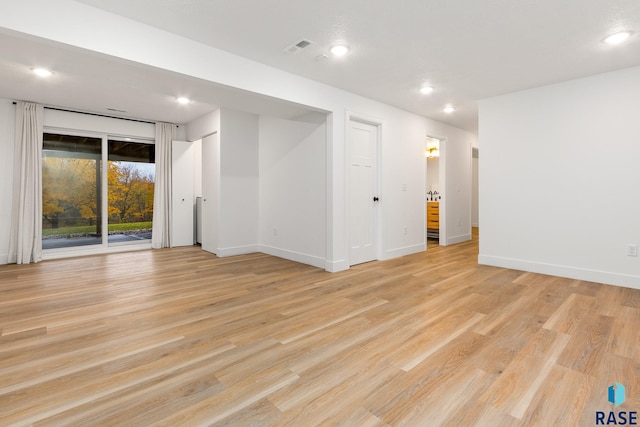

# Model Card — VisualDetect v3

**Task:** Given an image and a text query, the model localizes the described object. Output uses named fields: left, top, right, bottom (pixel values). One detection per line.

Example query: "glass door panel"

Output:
left=42, top=133, right=103, bottom=249
left=107, top=140, right=155, bottom=244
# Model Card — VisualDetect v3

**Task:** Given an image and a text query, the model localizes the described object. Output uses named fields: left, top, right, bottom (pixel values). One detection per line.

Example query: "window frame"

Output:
left=41, top=127, right=155, bottom=259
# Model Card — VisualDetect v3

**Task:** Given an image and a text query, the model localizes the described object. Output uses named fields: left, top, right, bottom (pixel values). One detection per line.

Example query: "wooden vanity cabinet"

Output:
left=426, top=201, right=439, bottom=239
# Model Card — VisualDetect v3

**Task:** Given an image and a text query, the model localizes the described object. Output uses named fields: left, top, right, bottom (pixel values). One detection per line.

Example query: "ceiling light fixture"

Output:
left=443, top=105, right=455, bottom=113
left=32, top=68, right=53, bottom=78
left=603, top=31, right=633, bottom=45
left=176, top=97, right=190, bottom=105
left=330, top=44, right=350, bottom=57
left=420, top=86, right=434, bottom=95
left=425, top=138, right=440, bottom=158
left=425, top=146, right=440, bottom=158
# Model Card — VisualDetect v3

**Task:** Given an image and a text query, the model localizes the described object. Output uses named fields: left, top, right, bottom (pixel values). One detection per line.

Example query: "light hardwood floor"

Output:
left=1, top=230, right=639, bottom=426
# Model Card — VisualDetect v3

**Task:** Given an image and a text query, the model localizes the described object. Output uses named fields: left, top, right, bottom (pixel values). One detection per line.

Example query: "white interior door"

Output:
left=201, top=133, right=218, bottom=254
left=349, top=120, right=378, bottom=265
left=170, top=140, right=194, bottom=247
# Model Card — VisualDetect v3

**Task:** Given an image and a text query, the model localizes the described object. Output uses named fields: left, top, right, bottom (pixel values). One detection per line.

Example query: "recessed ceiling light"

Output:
left=330, top=44, right=350, bottom=57
left=32, top=68, right=53, bottom=78
left=443, top=105, right=455, bottom=114
left=176, top=97, right=190, bottom=105
left=603, top=31, right=633, bottom=45
left=420, top=86, right=434, bottom=95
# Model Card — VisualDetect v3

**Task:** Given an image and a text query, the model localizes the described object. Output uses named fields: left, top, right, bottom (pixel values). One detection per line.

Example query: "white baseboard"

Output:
left=325, top=259, right=349, bottom=272
left=216, top=245, right=260, bottom=258
left=0, top=253, right=7, bottom=265
left=478, top=254, right=640, bottom=290
left=382, top=243, right=425, bottom=260
left=447, top=233, right=471, bottom=246
left=260, top=245, right=326, bottom=269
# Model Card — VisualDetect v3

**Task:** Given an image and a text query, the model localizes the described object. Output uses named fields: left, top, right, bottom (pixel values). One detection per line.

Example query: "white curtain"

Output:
left=151, top=122, right=175, bottom=248
left=8, top=102, right=44, bottom=264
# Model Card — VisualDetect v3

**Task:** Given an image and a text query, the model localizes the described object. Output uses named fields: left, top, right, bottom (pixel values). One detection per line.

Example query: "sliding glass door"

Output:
left=107, top=139, right=155, bottom=244
left=42, top=132, right=155, bottom=251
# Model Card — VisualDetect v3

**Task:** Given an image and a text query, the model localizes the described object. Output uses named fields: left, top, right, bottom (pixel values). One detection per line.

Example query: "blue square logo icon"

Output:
left=608, top=382, right=626, bottom=407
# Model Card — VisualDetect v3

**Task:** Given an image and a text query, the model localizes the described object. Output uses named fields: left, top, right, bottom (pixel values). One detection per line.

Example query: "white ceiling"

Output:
left=0, top=32, right=319, bottom=125
left=4, top=1, right=640, bottom=132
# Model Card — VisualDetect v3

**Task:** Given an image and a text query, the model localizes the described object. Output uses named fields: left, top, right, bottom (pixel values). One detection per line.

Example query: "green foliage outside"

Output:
left=42, top=157, right=154, bottom=234
left=42, top=221, right=153, bottom=237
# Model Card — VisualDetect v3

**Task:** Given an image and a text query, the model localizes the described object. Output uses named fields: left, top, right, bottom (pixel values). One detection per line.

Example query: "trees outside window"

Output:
left=42, top=133, right=155, bottom=249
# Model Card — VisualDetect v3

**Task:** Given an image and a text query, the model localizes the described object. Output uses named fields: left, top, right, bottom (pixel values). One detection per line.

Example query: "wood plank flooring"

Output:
left=1, top=230, right=640, bottom=426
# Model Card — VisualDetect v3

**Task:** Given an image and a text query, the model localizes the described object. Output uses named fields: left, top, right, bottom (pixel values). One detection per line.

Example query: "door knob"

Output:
left=373, top=197, right=379, bottom=202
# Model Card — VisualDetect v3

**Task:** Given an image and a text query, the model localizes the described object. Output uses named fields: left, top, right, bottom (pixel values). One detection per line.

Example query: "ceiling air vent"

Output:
left=284, top=38, right=315, bottom=54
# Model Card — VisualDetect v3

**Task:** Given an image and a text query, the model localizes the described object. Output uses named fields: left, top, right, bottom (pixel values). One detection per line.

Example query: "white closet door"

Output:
left=171, top=140, right=194, bottom=247
left=349, top=120, right=378, bottom=265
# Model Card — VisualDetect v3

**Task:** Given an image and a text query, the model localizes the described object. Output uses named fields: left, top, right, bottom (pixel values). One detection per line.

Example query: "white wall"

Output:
left=0, top=1, right=477, bottom=270
left=377, top=111, right=429, bottom=259
left=188, top=110, right=215, bottom=244
left=0, top=99, right=15, bottom=264
left=189, top=109, right=260, bottom=256
left=186, top=111, right=218, bottom=142
left=218, top=109, right=259, bottom=255
left=259, top=115, right=327, bottom=268
left=188, top=111, right=218, bottom=250
left=479, top=66, right=640, bottom=288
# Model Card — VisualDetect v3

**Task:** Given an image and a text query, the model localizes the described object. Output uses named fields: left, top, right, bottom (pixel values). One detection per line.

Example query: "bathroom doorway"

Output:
left=425, top=136, right=444, bottom=248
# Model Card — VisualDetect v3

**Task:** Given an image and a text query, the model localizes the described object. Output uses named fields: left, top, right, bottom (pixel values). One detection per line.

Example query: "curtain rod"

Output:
left=11, top=102, right=172, bottom=126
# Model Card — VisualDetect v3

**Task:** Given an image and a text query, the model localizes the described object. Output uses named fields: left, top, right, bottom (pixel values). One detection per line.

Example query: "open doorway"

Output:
left=472, top=147, right=479, bottom=228
left=425, top=136, right=444, bottom=249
